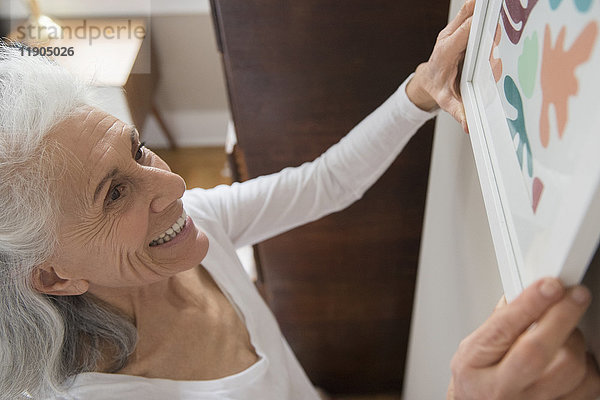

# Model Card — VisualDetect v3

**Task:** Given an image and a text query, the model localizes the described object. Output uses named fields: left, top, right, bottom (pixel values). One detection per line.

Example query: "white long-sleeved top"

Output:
left=55, top=76, right=437, bottom=400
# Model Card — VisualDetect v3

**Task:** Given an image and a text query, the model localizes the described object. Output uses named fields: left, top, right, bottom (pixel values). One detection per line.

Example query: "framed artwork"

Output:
left=461, top=0, right=600, bottom=301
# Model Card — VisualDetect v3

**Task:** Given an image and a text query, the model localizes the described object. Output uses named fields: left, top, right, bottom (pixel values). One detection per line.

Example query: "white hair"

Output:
left=0, top=43, right=136, bottom=399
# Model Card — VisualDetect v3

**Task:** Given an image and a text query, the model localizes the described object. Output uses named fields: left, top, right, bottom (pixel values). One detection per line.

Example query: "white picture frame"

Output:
left=460, top=0, right=600, bottom=301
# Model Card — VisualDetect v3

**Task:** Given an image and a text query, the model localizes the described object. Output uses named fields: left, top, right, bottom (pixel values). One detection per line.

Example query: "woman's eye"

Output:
left=135, top=142, right=146, bottom=162
left=109, top=185, right=123, bottom=202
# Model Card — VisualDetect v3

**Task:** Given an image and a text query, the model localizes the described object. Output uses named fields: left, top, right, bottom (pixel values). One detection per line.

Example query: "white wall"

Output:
left=402, top=1, right=504, bottom=396
left=5, top=0, right=211, bottom=18
left=402, top=111, right=503, bottom=399
left=142, top=14, right=230, bottom=147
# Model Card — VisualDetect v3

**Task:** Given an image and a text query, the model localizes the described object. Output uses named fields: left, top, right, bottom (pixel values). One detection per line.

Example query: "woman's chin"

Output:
left=186, top=229, right=210, bottom=268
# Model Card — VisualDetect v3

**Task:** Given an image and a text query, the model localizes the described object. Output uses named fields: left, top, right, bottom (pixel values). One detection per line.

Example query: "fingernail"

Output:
left=461, top=120, right=469, bottom=134
left=571, top=286, right=591, bottom=305
left=540, top=278, right=562, bottom=298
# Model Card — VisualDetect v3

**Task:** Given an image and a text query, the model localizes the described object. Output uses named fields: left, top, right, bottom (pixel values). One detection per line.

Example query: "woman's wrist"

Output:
left=406, top=63, right=439, bottom=112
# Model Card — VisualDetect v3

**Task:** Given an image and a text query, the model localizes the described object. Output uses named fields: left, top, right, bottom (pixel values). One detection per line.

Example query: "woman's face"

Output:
left=45, top=106, right=209, bottom=292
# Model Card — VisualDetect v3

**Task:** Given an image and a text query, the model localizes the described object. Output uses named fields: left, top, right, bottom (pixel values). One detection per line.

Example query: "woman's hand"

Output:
left=406, top=0, right=475, bottom=133
left=448, top=278, right=600, bottom=399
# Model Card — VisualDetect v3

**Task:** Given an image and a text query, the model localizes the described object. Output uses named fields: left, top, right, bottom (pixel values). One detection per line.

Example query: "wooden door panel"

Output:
left=211, top=0, right=448, bottom=393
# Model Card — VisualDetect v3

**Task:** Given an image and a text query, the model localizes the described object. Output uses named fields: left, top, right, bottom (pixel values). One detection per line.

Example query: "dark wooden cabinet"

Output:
left=210, top=0, right=449, bottom=394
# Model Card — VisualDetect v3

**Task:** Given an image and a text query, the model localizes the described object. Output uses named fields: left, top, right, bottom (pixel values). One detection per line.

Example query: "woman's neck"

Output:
left=89, top=265, right=259, bottom=380
left=88, top=267, right=210, bottom=326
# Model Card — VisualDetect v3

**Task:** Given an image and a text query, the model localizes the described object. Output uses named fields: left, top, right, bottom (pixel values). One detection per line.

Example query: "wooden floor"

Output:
left=152, top=146, right=232, bottom=189
left=151, top=146, right=403, bottom=400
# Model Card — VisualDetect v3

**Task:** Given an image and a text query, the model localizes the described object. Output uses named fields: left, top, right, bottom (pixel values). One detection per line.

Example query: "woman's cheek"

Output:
left=118, top=209, right=151, bottom=248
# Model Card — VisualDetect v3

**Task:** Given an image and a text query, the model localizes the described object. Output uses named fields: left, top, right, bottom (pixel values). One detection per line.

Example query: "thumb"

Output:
left=443, top=98, right=468, bottom=133
left=459, top=278, right=565, bottom=368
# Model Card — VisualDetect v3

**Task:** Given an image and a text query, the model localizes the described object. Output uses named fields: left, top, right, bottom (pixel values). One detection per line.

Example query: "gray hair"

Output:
left=0, top=43, right=136, bottom=399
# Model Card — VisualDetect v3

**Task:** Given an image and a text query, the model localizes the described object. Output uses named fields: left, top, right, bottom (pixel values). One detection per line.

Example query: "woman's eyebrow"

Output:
left=129, top=128, right=138, bottom=157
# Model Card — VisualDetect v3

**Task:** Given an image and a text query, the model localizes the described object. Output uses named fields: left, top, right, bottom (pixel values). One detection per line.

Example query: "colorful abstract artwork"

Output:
left=490, top=0, right=598, bottom=213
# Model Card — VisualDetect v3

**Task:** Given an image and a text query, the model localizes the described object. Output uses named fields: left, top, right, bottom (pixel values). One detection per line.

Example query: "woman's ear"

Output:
left=31, top=264, right=89, bottom=296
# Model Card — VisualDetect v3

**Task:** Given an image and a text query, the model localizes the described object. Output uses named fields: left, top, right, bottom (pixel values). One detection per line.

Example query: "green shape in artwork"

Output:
left=504, top=76, right=534, bottom=177
left=518, top=32, right=539, bottom=99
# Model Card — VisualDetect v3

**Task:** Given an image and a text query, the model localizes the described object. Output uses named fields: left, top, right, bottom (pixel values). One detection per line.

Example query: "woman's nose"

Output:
left=149, top=169, right=186, bottom=213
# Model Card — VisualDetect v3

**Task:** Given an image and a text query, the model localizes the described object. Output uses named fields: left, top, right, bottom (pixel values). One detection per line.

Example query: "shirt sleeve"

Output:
left=182, top=75, right=438, bottom=249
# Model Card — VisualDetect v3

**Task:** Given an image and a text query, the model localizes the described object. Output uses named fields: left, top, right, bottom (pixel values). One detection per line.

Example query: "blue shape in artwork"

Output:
left=575, top=0, right=593, bottom=12
left=550, top=0, right=562, bottom=9
left=504, top=76, right=533, bottom=177
left=549, top=0, right=593, bottom=11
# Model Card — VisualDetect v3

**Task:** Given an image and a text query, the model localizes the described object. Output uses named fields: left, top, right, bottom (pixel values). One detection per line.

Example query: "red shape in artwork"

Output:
left=540, top=22, right=598, bottom=148
left=490, top=23, right=503, bottom=83
left=500, top=0, right=539, bottom=44
left=532, top=177, right=544, bottom=213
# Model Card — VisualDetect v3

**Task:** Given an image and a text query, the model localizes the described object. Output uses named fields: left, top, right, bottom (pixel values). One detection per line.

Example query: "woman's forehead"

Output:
left=48, top=106, right=134, bottom=164
left=47, top=107, right=137, bottom=206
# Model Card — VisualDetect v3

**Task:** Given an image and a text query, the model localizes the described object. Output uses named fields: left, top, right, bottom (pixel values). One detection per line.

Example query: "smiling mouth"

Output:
left=149, top=210, right=188, bottom=247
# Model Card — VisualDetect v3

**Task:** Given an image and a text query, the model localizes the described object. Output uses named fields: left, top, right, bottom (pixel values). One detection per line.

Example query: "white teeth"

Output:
left=149, top=210, right=188, bottom=247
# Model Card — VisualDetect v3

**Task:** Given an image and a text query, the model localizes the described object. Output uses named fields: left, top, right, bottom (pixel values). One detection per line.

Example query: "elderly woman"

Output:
left=1, top=1, right=598, bottom=399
